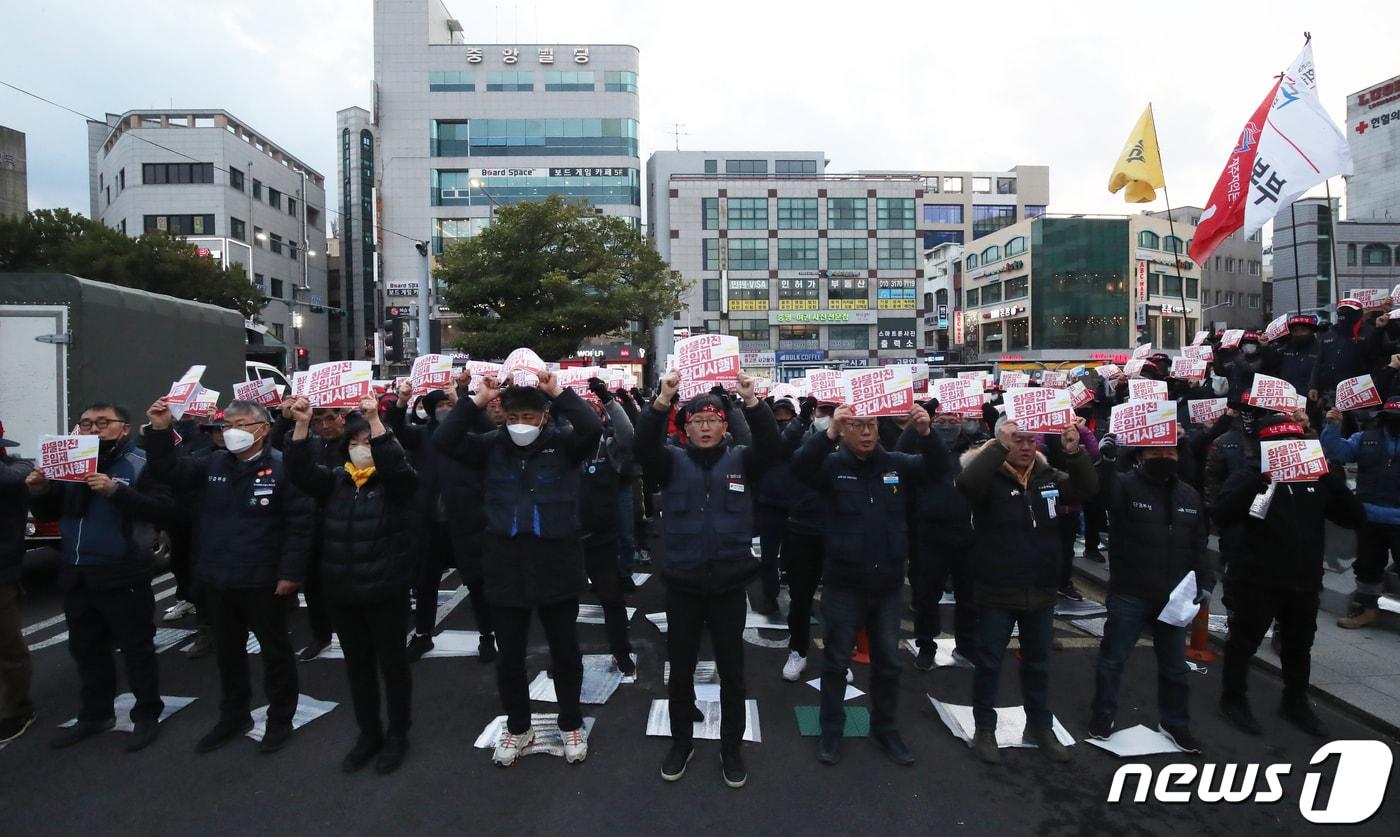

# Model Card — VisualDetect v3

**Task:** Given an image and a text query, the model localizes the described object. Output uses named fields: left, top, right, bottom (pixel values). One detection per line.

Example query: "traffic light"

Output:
left=383, top=318, right=403, bottom=362
left=295, top=347, right=310, bottom=371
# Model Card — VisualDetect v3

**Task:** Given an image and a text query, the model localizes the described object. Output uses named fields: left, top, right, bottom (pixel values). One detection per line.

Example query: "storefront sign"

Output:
left=775, top=350, right=827, bottom=363
left=983, top=305, right=1026, bottom=321
left=769, top=310, right=878, bottom=325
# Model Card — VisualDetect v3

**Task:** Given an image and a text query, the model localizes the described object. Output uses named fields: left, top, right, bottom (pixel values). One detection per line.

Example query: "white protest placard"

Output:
left=502, top=347, right=546, bottom=375
left=1352, top=288, right=1391, bottom=310
left=1391, top=285, right=1400, bottom=308
left=808, top=369, right=845, bottom=404
left=790, top=378, right=809, bottom=397
left=1004, top=387, right=1073, bottom=433
left=1096, top=363, right=1124, bottom=381
left=841, top=366, right=914, bottom=418
left=933, top=377, right=983, bottom=418
left=1123, top=359, right=1147, bottom=379
left=1335, top=374, right=1382, bottom=412
left=1000, top=371, right=1030, bottom=389
left=1170, top=357, right=1208, bottom=383
left=1109, top=400, right=1177, bottom=447
left=38, top=435, right=100, bottom=482
left=185, top=388, right=220, bottom=418
left=1188, top=398, right=1228, bottom=426
left=675, top=334, right=740, bottom=393
left=1190, top=330, right=1210, bottom=346
left=908, top=364, right=930, bottom=395
left=555, top=368, right=598, bottom=404
left=410, top=354, right=455, bottom=396
left=232, top=378, right=280, bottom=407
left=1181, top=344, right=1213, bottom=362
left=1040, top=371, right=1069, bottom=389
left=1261, top=439, right=1329, bottom=483
left=1247, top=373, right=1298, bottom=413
left=753, top=378, right=772, bottom=398
left=1129, top=378, right=1168, bottom=401
left=1263, top=314, right=1289, bottom=343
left=959, top=370, right=991, bottom=391
left=165, top=365, right=207, bottom=420
left=1220, top=329, right=1245, bottom=350
left=294, top=361, right=373, bottom=408
left=770, top=383, right=801, bottom=402
left=1131, top=343, right=1154, bottom=360
left=1068, top=381, right=1094, bottom=408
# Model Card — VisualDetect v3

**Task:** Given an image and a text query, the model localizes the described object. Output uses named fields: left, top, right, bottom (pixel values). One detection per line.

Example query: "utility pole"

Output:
left=666, top=122, right=690, bottom=151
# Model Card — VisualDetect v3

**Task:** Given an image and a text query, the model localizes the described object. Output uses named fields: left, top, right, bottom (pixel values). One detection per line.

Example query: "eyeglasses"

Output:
left=226, top=420, right=268, bottom=431
left=687, top=417, right=725, bottom=429
left=844, top=421, right=878, bottom=434
left=78, top=418, right=127, bottom=431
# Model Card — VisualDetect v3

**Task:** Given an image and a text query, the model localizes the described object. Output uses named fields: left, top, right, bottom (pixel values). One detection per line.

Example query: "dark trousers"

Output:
left=756, top=504, right=786, bottom=601
left=209, top=588, right=298, bottom=726
left=1057, top=512, right=1080, bottom=588
left=0, top=583, right=33, bottom=721
left=1090, top=592, right=1189, bottom=729
left=1222, top=581, right=1319, bottom=705
left=784, top=532, right=824, bottom=655
left=416, top=521, right=494, bottom=639
left=64, top=582, right=162, bottom=724
left=973, top=605, right=1054, bottom=730
left=303, top=552, right=333, bottom=645
left=616, top=480, right=639, bottom=575
left=1083, top=501, right=1107, bottom=554
left=1354, top=522, right=1400, bottom=606
left=584, top=541, right=632, bottom=657
left=913, top=541, right=977, bottom=655
left=168, top=523, right=194, bottom=602
left=332, top=597, right=411, bottom=740
left=493, top=599, right=582, bottom=735
left=666, top=585, right=746, bottom=746
left=820, top=585, right=901, bottom=737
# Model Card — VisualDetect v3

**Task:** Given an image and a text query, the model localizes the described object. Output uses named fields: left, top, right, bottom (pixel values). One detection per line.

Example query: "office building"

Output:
left=357, top=0, right=641, bottom=356
left=336, top=106, right=377, bottom=360
left=1346, top=73, right=1400, bottom=221
left=86, top=109, right=330, bottom=366
left=1272, top=196, right=1400, bottom=315
left=0, top=125, right=25, bottom=218
left=921, top=241, right=963, bottom=352
left=861, top=165, right=1050, bottom=252
left=1150, top=206, right=1265, bottom=329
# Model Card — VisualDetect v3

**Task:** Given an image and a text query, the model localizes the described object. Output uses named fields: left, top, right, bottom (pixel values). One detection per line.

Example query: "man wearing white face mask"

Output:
left=434, top=371, right=602, bottom=767
left=144, top=398, right=314, bottom=755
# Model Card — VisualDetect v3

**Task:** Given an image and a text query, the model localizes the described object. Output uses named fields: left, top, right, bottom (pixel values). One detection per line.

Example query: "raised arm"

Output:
left=541, top=373, right=603, bottom=464
left=636, top=371, right=679, bottom=486
left=141, top=398, right=210, bottom=489
left=433, top=377, right=500, bottom=467
left=362, top=396, right=418, bottom=503
left=282, top=396, right=337, bottom=501
left=737, top=376, right=781, bottom=478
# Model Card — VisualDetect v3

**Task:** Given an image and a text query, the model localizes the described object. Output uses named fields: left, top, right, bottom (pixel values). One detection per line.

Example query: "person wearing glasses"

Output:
left=25, top=403, right=176, bottom=752
left=636, top=372, right=780, bottom=790
left=143, top=398, right=314, bottom=755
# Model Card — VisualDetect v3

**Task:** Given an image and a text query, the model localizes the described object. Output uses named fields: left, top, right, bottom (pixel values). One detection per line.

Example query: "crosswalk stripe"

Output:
left=25, top=575, right=180, bottom=652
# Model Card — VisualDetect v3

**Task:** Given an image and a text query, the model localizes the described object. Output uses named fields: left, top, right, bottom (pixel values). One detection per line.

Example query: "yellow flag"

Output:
left=1107, top=105, right=1166, bottom=203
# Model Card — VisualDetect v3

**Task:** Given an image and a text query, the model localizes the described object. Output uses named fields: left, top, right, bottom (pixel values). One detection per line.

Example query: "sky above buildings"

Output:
left=2, top=0, right=1396, bottom=238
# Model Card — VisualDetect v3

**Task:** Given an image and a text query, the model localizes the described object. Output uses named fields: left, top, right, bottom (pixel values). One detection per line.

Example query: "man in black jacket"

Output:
left=956, top=417, right=1097, bottom=765
left=434, top=371, right=602, bottom=768
left=0, top=423, right=36, bottom=744
left=145, top=398, right=314, bottom=755
left=1088, top=436, right=1212, bottom=753
left=793, top=401, right=938, bottom=768
left=637, top=371, right=779, bottom=790
left=753, top=396, right=798, bottom=616
left=577, top=378, right=637, bottom=675
left=27, top=403, right=176, bottom=752
left=778, top=397, right=827, bottom=683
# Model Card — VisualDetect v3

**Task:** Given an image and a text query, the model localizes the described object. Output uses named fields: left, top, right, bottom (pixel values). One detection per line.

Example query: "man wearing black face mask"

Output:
left=1261, top=315, right=1321, bottom=412
left=1087, top=437, right=1211, bottom=752
left=1310, top=300, right=1372, bottom=408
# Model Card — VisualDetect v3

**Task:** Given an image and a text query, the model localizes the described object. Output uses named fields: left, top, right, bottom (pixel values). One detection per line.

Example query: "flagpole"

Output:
left=1289, top=202, right=1304, bottom=315
left=1323, top=179, right=1342, bottom=311
left=1146, top=103, right=1194, bottom=340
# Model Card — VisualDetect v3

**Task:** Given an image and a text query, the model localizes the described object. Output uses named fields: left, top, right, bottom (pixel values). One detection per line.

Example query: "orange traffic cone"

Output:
left=852, top=629, right=871, bottom=664
left=1185, top=607, right=1217, bottom=663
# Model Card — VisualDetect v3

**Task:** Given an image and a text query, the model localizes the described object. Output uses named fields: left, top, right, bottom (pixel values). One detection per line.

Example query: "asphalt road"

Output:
left=2, top=543, right=1398, bottom=836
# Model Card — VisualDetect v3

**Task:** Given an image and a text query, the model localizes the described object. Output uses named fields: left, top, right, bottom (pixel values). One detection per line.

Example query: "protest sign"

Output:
left=841, top=367, right=914, bottom=418
left=789, top=378, right=809, bottom=397
left=1129, top=379, right=1168, bottom=401
left=185, top=388, right=220, bottom=418
left=1096, top=363, right=1124, bottom=381
left=38, top=435, right=100, bottom=482
left=753, top=378, right=772, bottom=398
left=1124, top=359, right=1146, bottom=379
left=999, top=371, right=1030, bottom=389
left=1170, top=357, right=1208, bottom=382
left=165, top=365, right=206, bottom=420
left=771, top=383, right=801, bottom=402
left=1261, top=439, right=1329, bottom=483
left=1004, top=387, right=1073, bottom=433
left=1131, top=343, right=1154, bottom=360
left=1246, top=373, right=1298, bottom=413
left=502, top=347, right=546, bottom=375
left=675, top=334, right=740, bottom=399
left=1068, top=381, right=1094, bottom=408
left=294, top=361, right=373, bottom=408
left=1352, top=288, right=1391, bottom=310
left=1109, top=400, right=1177, bottom=447
left=1262, top=314, right=1289, bottom=343
left=1391, top=285, right=1400, bottom=308
left=1335, top=374, right=1382, bottom=412
left=555, top=368, right=599, bottom=404
left=959, top=370, right=991, bottom=391
left=908, top=364, right=930, bottom=395
left=933, top=377, right=983, bottom=418
left=1188, top=398, right=1228, bottom=426
left=1040, top=371, right=1069, bottom=389
left=1181, top=344, right=1213, bottom=362
left=1190, top=330, right=1210, bottom=346
left=808, top=369, right=845, bottom=404
left=410, top=354, right=455, bottom=396
left=233, top=378, right=280, bottom=407
left=1219, top=329, right=1245, bottom=350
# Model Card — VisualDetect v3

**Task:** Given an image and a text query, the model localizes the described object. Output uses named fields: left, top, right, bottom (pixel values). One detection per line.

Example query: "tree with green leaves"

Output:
left=434, top=195, right=686, bottom=360
left=0, top=208, right=261, bottom=317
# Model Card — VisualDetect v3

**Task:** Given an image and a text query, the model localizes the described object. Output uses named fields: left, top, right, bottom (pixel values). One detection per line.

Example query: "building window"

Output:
left=1248, top=293, right=1261, bottom=308
left=252, top=179, right=263, bottom=200
left=430, top=120, right=470, bottom=156
left=775, top=159, right=818, bottom=175
left=603, top=70, right=638, bottom=93
left=429, top=70, right=475, bottom=91
left=828, top=324, right=869, bottom=350
left=778, top=238, right=819, bottom=270
left=777, top=278, right=820, bottom=309
left=876, top=198, right=915, bottom=230
left=942, top=177, right=963, bottom=193
left=725, top=159, right=767, bottom=175
left=142, top=162, right=214, bottom=184
left=972, top=177, right=992, bottom=194
left=828, top=198, right=867, bottom=230
left=230, top=217, right=246, bottom=241
left=982, top=282, right=1003, bottom=305
left=486, top=70, right=534, bottom=91
left=270, top=278, right=285, bottom=299
left=432, top=217, right=492, bottom=255
left=966, top=288, right=980, bottom=308
left=229, top=166, right=244, bottom=192
left=1005, top=275, right=1029, bottom=299
left=728, top=238, right=769, bottom=271
left=269, top=234, right=283, bottom=255
left=703, top=239, right=721, bottom=270
left=544, top=70, right=595, bottom=91
left=702, top=198, right=719, bottom=230
left=267, top=188, right=281, bottom=211
left=729, top=318, right=769, bottom=346
left=1024, top=205, right=1047, bottom=219
left=777, top=325, right=820, bottom=348
left=431, top=168, right=640, bottom=207
left=703, top=159, right=717, bottom=174
left=1363, top=244, right=1393, bottom=266
left=972, top=205, right=1016, bottom=239
left=923, top=204, right=963, bottom=224
left=1138, top=230, right=1160, bottom=249
left=703, top=278, right=720, bottom=310
left=1347, top=243, right=1357, bottom=266
left=777, top=197, right=818, bottom=229
left=1005, top=236, right=1027, bottom=256
left=981, top=244, right=1001, bottom=263
left=727, top=198, right=768, bottom=230
left=1162, top=235, right=1184, bottom=254
left=143, top=214, right=215, bottom=236
left=996, top=177, right=1017, bottom=195
left=727, top=280, right=769, bottom=312
left=1224, top=257, right=1235, bottom=272
left=1005, top=318, right=1030, bottom=350
left=828, top=276, right=869, bottom=307
left=1146, top=273, right=1160, bottom=296
left=307, top=207, right=321, bottom=228
left=287, top=198, right=297, bottom=218
left=1248, top=260, right=1261, bottom=275
left=877, top=278, right=917, bottom=309
left=922, top=230, right=964, bottom=249
left=965, top=253, right=979, bottom=269
left=1225, top=291, right=1235, bottom=305
left=1185, top=277, right=1198, bottom=299
left=440, top=118, right=640, bottom=158
left=828, top=238, right=868, bottom=270
left=253, top=226, right=264, bottom=247
left=876, top=238, right=916, bottom=270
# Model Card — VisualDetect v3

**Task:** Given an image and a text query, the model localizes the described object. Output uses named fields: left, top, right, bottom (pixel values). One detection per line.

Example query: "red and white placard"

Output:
left=38, top=435, right=100, bottom=482
left=293, top=361, right=373, bottom=408
left=841, top=367, right=914, bottom=418
left=1004, top=387, right=1073, bottom=433
left=1109, top=400, right=1177, bottom=447
left=233, top=378, right=280, bottom=407
left=1190, top=330, right=1210, bottom=346
left=165, top=365, right=207, bottom=420
left=1124, top=359, right=1147, bottom=379
left=1068, top=381, right=1094, bottom=408
left=1263, top=314, right=1289, bottom=343
left=808, top=369, right=845, bottom=404
left=1261, top=439, right=1329, bottom=483
left=934, top=377, right=983, bottom=418
left=1040, top=371, right=1069, bottom=389
left=410, top=354, right=455, bottom=396
left=1181, top=345, right=1213, bottom=362
left=1335, top=374, right=1382, bottom=412
left=675, top=334, right=740, bottom=397
left=1131, top=343, right=1155, bottom=360
left=1188, top=398, right=1228, bottom=425
left=1170, top=357, right=1208, bottom=382
left=1220, top=329, right=1245, bottom=350
left=185, top=388, right=220, bottom=418
left=1352, top=288, right=1391, bottom=310
left=1096, top=363, right=1124, bottom=381
left=999, top=371, right=1030, bottom=389
left=1246, top=373, right=1298, bottom=413
left=1129, top=378, right=1168, bottom=401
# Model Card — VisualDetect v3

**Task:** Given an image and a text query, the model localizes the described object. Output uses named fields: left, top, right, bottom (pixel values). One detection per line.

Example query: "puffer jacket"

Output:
left=1097, top=458, right=1213, bottom=601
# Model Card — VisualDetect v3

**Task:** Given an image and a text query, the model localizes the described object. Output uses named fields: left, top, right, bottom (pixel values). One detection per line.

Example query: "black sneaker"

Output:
left=50, top=717, right=114, bottom=749
left=873, top=731, right=915, bottom=766
left=1220, top=698, right=1262, bottom=736
left=1088, top=714, right=1115, bottom=741
left=126, top=718, right=160, bottom=753
left=0, top=711, right=37, bottom=744
left=660, top=741, right=694, bottom=782
left=816, top=733, right=841, bottom=765
left=721, top=747, right=748, bottom=789
left=614, top=653, right=636, bottom=677
left=259, top=721, right=294, bottom=754
left=1281, top=701, right=1330, bottom=738
left=478, top=635, right=497, bottom=665
left=1160, top=724, right=1202, bottom=754
left=406, top=633, right=434, bottom=662
left=1058, top=583, right=1085, bottom=602
left=914, top=645, right=937, bottom=672
left=196, top=717, right=254, bottom=753
left=342, top=735, right=383, bottom=773
left=299, top=638, right=331, bottom=662
left=375, top=735, right=408, bottom=774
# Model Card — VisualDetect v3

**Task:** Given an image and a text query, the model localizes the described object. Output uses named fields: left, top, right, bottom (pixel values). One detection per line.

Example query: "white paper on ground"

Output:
left=1084, top=724, right=1187, bottom=757
left=805, top=677, right=865, bottom=701
left=928, top=697, right=1075, bottom=749
left=247, top=695, right=337, bottom=741
left=693, top=684, right=723, bottom=702
left=645, top=699, right=761, bottom=743
left=744, top=609, right=789, bottom=631
left=153, top=627, right=196, bottom=654
left=900, top=638, right=972, bottom=668
left=420, top=630, right=481, bottom=658
left=631, top=573, right=652, bottom=587
left=576, top=604, right=637, bottom=625
left=59, top=693, right=197, bottom=732
left=939, top=592, right=957, bottom=605
left=1158, top=572, right=1200, bottom=627
left=1071, top=618, right=1107, bottom=638
left=473, top=714, right=597, bottom=756
left=1053, top=598, right=1108, bottom=618
left=645, top=612, right=668, bottom=633
left=663, top=660, right=717, bottom=684
left=1207, top=614, right=1272, bottom=638
left=1378, top=596, right=1400, bottom=615
left=527, top=658, right=624, bottom=705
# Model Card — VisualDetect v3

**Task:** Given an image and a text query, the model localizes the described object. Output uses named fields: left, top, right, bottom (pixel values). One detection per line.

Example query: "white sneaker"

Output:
left=846, top=668, right=855, bottom=684
left=492, top=726, right=535, bottom=767
left=162, top=600, right=196, bottom=622
left=562, top=726, right=588, bottom=764
left=782, top=651, right=807, bottom=682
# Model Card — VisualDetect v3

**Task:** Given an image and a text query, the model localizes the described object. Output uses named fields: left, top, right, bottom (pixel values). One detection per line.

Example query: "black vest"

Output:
left=1213, top=429, right=1249, bottom=473
left=482, top=434, right=582, bottom=540
left=661, top=446, right=755, bottom=569
left=1354, top=428, right=1400, bottom=508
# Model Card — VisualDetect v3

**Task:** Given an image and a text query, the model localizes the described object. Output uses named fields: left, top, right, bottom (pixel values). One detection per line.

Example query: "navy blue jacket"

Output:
left=898, top=426, right=975, bottom=551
